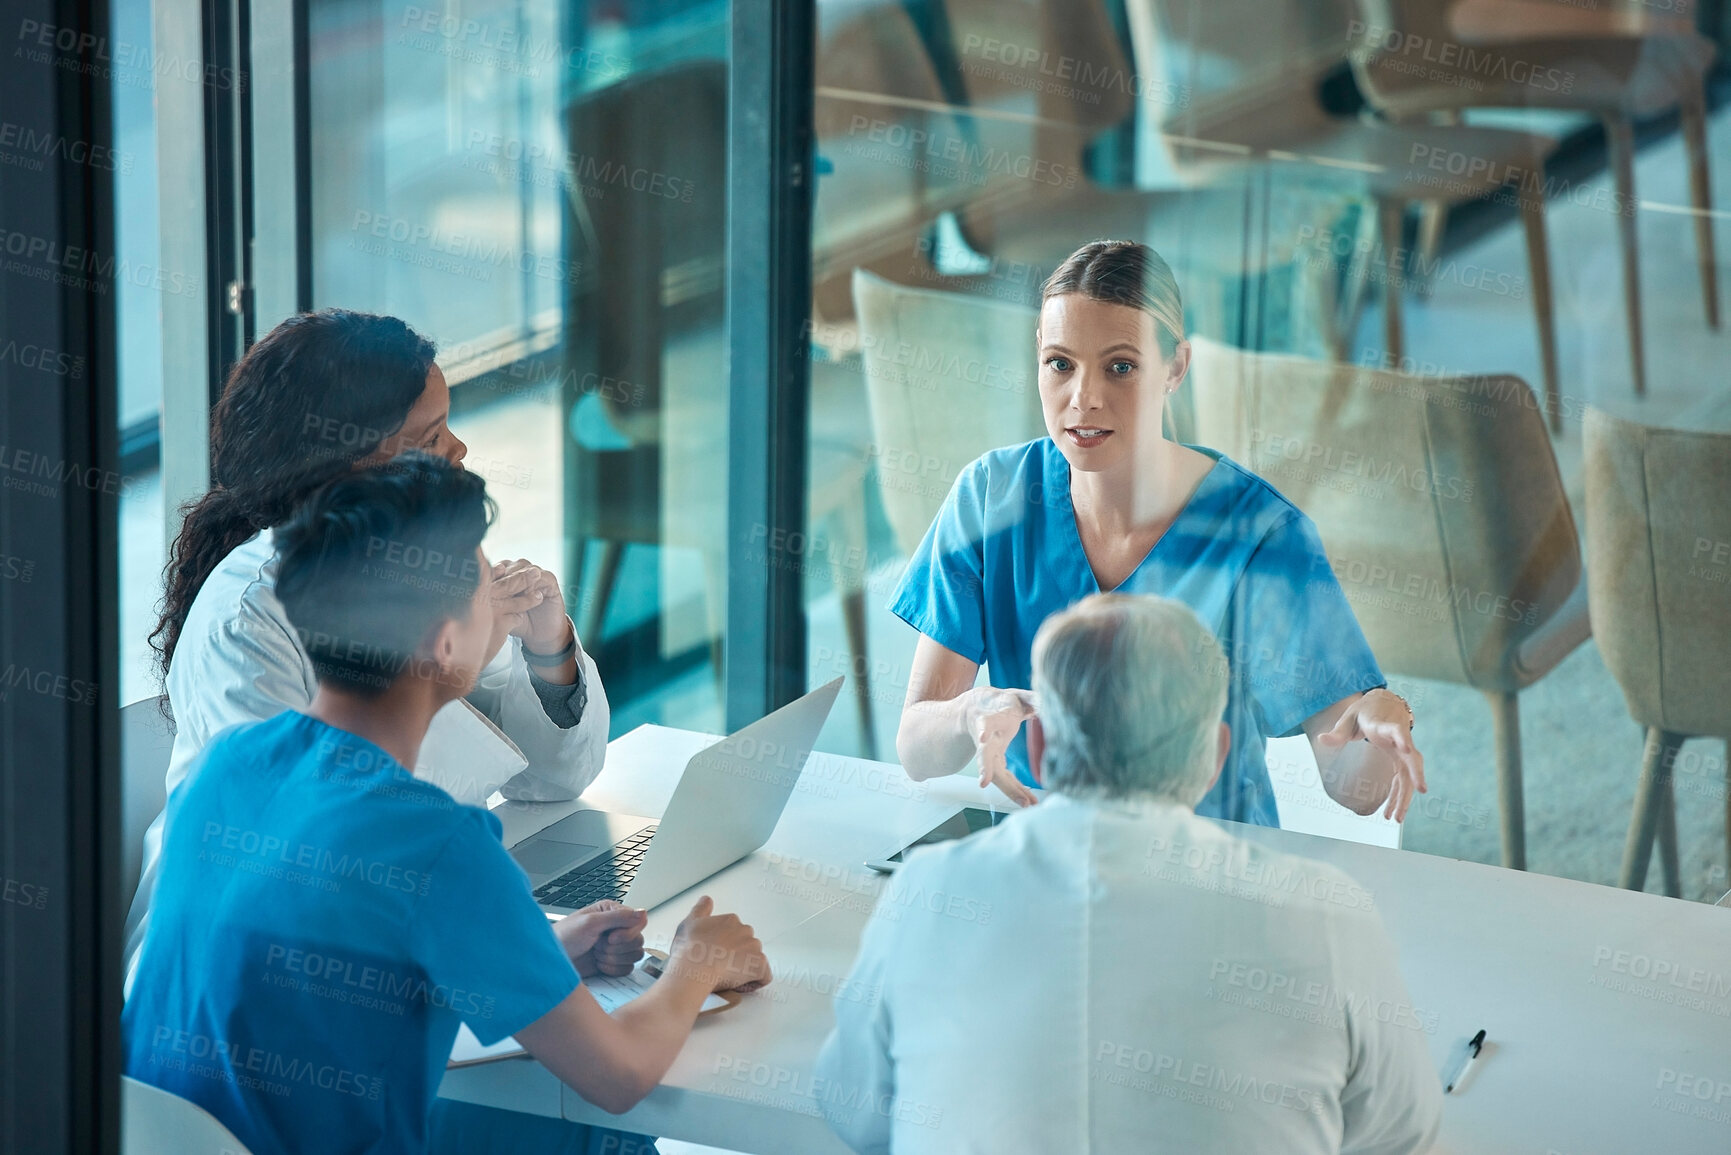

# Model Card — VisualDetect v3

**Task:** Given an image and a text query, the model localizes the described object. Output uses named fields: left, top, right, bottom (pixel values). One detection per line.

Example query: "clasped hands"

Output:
left=553, top=897, right=772, bottom=993
left=485, top=558, right=576, bottom=671
left=553, top=899, right=648, bottom=978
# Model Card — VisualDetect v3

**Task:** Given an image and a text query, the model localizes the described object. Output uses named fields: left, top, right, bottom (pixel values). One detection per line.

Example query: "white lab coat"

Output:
left=122, top=529, right=609, bottom=990
left=816, top=792, right=1442, bottom=1155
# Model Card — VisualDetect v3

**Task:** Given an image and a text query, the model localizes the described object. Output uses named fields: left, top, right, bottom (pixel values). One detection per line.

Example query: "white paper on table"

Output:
left=418, top=699, right=527, bottom=808
left=448, top=959, right=726, bottom=1067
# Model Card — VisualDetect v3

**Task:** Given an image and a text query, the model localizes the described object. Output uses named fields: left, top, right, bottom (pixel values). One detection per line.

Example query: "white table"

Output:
left=442, top=724, right=991, bottom=1151
left=440, top=725, right=1731, bottom=1154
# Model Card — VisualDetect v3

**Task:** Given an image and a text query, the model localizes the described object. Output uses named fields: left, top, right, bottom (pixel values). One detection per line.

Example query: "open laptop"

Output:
left=511, top=677, right=844, bottom=913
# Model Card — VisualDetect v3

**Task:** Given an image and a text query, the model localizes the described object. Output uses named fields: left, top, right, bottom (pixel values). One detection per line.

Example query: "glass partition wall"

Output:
left=152, top=0, right=1731, bottom=899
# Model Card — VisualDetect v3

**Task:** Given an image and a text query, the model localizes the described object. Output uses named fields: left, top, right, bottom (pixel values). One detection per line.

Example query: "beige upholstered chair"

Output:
left=1583, top=408, right=1731, bottom=896
left=851, top=270, right=1045, bottom=556
left=1349, top=0, right=1720, bottom=398
left=812, top=1, right=971, bottom=308
left=938, top=0, right=1137, bottom=177
left=561, top=62, right=880, bottom=751
left=934, top=0, right=1351, bottom=351
left=1127, top=0, right=1564, bottom=429
left=1187, top=336, right=1590, bottom=867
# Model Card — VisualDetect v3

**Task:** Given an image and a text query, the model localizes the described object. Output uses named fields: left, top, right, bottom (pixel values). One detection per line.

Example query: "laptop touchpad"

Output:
left=512, top=839, right=600, bottom=875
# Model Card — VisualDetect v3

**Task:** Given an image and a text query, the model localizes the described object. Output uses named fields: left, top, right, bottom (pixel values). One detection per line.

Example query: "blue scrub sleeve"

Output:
left=1236, top=512, right=1385, bottom=739
left=416, top=811, right=581, bottom=1046
left=887, top=462, right=990, bottom=663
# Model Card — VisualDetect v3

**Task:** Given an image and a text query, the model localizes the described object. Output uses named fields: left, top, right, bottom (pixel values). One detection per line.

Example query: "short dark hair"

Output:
left=275, top=452, right=494, bottom=697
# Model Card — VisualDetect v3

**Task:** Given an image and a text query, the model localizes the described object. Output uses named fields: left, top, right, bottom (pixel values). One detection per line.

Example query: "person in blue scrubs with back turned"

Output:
left=891, top=240, right=1426, bottom=826
left=123, top=455, right=771, bottom=1155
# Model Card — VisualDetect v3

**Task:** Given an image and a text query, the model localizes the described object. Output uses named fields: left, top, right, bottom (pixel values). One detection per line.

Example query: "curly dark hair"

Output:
left=149, top=309, right=437, bottom=681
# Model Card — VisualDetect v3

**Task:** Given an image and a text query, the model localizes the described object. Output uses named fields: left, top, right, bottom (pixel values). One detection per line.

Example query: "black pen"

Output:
left=1444, top=1028, right=1486, bottom=1094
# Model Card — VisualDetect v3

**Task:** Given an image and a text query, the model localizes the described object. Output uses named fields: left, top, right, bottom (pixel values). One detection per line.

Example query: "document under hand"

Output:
left=448, top=959, right=728, bottom=1067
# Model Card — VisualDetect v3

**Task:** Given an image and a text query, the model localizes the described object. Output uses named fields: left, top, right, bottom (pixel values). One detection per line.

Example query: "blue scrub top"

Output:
left=122, top=711, right=580, bottom=1155
left=889, top=438, right=1385, bottom=827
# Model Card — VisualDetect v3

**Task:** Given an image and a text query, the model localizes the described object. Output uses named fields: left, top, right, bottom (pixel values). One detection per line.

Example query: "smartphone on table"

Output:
left=864, top=807, right=1009, bottom=873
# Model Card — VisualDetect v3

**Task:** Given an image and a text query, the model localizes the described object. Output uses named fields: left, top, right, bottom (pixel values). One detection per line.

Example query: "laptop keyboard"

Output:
left=533, top=825, right=658, bottom=909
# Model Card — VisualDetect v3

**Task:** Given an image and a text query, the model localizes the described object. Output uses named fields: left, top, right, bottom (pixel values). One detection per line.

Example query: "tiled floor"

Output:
left=119, top=103, right=1731, bottom=904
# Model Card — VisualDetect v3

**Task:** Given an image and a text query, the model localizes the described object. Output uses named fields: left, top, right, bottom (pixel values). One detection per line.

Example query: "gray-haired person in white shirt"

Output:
left=817, top=593, right=1442, bottom=1154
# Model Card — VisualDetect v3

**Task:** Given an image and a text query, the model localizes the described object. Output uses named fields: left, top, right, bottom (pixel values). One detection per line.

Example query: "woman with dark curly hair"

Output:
left=125, top=309, right=609, bottom=989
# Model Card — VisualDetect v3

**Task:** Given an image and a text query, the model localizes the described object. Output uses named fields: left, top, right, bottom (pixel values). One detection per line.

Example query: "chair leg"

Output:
left=841, top=588, right=878, bottom=761
left=1314, top=229, right=1348, bottom=363
left=1657, top=760, right=1682, bottom=898
left=1337, top=199, right=1379, bottom=357
left=1681, top=87, right=1719, bottom=329
left=1520, top=195, right=1562, bottom=434
left=1486, top=690, right=1526, bottom=871
left=1620, top=727, right=1685, bottom=891
left=829, top=485, right=877, bottom=759
left=1604, top=115, right=1647, bottom=397
left=1379, top=198, right=1406, bottom=364
left=1413, top=199, right=1447, bottom=300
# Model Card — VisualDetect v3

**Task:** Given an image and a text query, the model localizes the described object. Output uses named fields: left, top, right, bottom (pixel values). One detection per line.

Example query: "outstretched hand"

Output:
left=1316, top=690, right=1426, bottom=821
left=964, top=687, right=1039, bottom=807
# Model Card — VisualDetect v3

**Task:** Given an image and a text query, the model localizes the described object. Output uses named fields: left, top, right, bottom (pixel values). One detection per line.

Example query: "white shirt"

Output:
left=816, top=792, right=1442, bottom=1155
left=122, top=529, right=609, bottom=988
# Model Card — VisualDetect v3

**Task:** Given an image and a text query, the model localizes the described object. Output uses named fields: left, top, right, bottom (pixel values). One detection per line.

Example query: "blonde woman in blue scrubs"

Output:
left=891, top=240, right=1426, bottom=825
